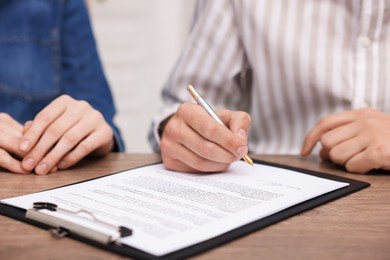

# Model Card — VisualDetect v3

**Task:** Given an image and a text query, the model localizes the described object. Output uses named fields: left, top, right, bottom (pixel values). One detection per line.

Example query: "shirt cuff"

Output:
left=148, top=103, right=180, bottom=152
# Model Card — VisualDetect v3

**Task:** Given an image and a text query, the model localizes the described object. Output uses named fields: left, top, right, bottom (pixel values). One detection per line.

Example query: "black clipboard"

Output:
left=0, top=160, right=370, bottom=260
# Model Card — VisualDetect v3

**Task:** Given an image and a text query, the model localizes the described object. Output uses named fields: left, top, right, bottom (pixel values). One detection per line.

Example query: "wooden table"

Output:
left=0, top=153, right=389, bottom=260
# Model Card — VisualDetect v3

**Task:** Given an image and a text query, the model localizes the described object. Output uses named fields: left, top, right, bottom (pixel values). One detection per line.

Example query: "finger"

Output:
left=32, top=113, right=101, bottom=175
left=161, top=141, right=230, bottom=172
left=165, top=117, right=238, bottom=164
left=219, top=110, right=251, bottom=141
left=345, top=149, right=374, bottom=174
left=177, top=103, right=248, bottom=158
left=162, top=158, right=200, bottom=173
left=0, top=113, right=23, bottom=137
left=19, top=96, right=68, bottom=152
left=0, top=112, right=23, bottom=131
left=328, top=136, right=367, bottom=166
left=320, top=123, right=358, bottom=152
left=0, top=149, right=29, bottom=174
left=50, top=166, right=58, bottom=173
left=0, top=128, right=25, bottom=158
left=23, top=120, right=33, bottom=134
left=301, top=111, right=358, bottom=156
left=57, top=128, right=113, bottom=170
left=22, top=113, right=80, bottom=172
left=0, top=113, right=23, bottom=133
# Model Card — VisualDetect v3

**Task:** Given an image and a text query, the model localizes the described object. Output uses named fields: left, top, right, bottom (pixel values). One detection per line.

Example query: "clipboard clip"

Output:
left=26, top=202, right=132, bottom=245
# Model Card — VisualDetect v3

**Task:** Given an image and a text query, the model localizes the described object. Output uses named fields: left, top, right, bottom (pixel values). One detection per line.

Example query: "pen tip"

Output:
left=243, top=155, right=254, bottom=166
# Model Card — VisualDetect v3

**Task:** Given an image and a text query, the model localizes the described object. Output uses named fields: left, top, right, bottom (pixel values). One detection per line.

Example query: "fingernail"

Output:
left=236, top=146, right=248, bottom=158
left=24, top=157, right=34, bottom=169
left=58, top=161, right=67, bottom=169
left=36, top=162, right=48, bottom=175
left=20, top=140, right=30, bottom=151
left=237, top=129, right=247, bottom=139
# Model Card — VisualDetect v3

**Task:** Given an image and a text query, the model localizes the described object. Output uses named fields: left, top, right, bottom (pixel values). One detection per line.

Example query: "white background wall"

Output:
left=86, top=0, right=195, bottom=152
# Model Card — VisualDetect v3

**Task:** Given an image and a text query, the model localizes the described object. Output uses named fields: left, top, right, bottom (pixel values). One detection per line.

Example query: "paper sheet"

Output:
left=2, top=161, right=348, bottom=256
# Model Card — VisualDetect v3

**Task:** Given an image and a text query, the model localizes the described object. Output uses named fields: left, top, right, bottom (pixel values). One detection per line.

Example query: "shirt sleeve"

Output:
left=60, top=0, right=124, bottom=152
left=148, top=0, right=249, bottom=152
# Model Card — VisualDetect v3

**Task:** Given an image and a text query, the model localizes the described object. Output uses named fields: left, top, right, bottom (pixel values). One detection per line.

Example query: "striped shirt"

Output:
left=149, top=0, right=390, bottom=155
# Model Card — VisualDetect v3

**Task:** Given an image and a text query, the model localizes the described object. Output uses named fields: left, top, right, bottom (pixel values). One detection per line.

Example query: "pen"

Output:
left=187, top=85, right=254, bottom=166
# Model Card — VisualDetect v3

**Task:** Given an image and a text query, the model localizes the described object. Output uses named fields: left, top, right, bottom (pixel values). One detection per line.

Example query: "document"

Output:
left=2, top=161, right=348, bottom=256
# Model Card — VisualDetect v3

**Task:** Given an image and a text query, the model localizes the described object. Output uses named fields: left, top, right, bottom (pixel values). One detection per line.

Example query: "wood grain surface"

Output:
left=0, top=153, right=389, bottom=260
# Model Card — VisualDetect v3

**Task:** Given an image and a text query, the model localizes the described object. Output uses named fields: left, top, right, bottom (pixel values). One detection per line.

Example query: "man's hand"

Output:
left=19, top=95, right=114, bottom=175
left=301, top=108, right=390, bottom=174
left=0, top=113, right=29, bottom=174
left=160, top=102, right=251, bottom=172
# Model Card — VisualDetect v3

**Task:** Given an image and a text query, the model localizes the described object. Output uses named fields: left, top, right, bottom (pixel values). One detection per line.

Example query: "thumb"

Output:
left=23, top=120, right=33, bottom=134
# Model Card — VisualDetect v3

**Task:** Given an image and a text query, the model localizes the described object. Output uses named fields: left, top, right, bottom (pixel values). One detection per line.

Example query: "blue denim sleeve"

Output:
left=60, top=0, right=124, bottom=152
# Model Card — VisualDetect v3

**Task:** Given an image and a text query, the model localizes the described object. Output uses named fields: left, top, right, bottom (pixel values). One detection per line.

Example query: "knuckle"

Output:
left=328, top=149, right=342, bottom=165
left=102, top=125, right=113, bottom=137
left=177, top=102, right=200, bottom=122
left=160, top=138, right=176, bottom=157
left=345, top=162, right=357, bottom=173
left=201, top=123, right=218, bottom=139
left=316, top=116, right=332, bottom=131
left=62, top=156, right=77, bottom=168
left=200, top=142, right=215, bottom=158
left=319, top=135, right=331, bottom=148
left=46, top=124, right=62, bottom=136
left=63, top=132, right=81, bottom=145
left=162, top=156, right=176, bottom=171
left=317, top=116, right=328, bottom=125
left=94, top=110, right=105, bottom=122
left=88, top=110, right=104, bottom=124
left=59, top=94, right=71, bottom=101
left=164, top=117, right=179, bottom=137
left=227, top=136, right=244, bottom=151
left=55, top=94, right=73, bottom=105
left=35, top=113, right=51, bottom=125
left=345, top=162, right=365, bottom=174
left=194, top=157, right=209, bottom=172
left=76, top=100, right=92, bottom=111
left=369, top=143, right=388, bottom=164
left=0, top=112, right=10, bottom=121
left=176, top=103, right=190, bottom=118
left=238, top=111, right=251, bottom=123
left=160, top=133, right=169, bottom=153
left=43, top=128, right=63, bottom=144
left=77, top=141, right=93, bottom=155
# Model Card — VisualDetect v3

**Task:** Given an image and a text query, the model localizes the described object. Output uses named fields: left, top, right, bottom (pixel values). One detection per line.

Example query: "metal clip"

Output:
left=26, top=202, right=132, bottom=244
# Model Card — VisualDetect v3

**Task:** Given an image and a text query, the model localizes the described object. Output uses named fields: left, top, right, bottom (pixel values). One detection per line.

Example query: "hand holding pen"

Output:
left=159, top=85, right=252, bottom=172
left=187, top=85, right=253, bottom=166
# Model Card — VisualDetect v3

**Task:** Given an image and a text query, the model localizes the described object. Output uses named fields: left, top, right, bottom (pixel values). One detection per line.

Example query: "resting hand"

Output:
left=19, top=95, right=114, bottom=175
left=0, top=113, right=29, bottom=174
left=160, top=102, right=251, bottom=172
left=301, top=108, right=390, bottom=174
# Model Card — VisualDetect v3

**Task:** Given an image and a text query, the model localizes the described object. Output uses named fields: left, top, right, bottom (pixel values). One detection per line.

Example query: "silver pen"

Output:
left=187, top=85, right=253, bottom=166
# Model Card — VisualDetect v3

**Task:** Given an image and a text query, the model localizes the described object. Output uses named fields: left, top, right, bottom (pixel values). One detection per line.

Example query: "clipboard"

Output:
left=0, top=160, right=370, bottom=260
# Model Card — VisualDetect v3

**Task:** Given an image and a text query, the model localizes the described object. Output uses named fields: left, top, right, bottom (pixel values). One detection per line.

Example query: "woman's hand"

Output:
left=20, top=95, right=114, bottom=175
